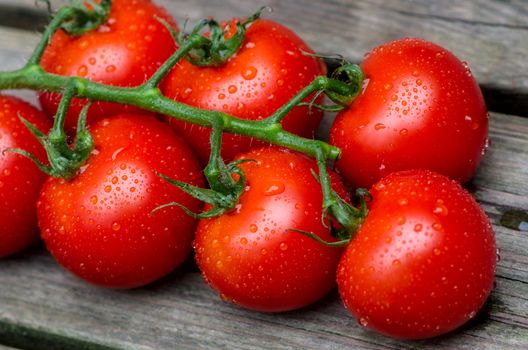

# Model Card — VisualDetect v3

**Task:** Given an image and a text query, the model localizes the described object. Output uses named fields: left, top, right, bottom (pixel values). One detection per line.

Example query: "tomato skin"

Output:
left=337, top=170, right=496, bottom=339
left=194, top=148, right=346, bottom=312
left=0, top=96, right=51, bottom=257
left=39, top=0, right=177, bottom=132
left=162, top=19, right=326, bottom=163
left=38, top=115, right=203, bottom=288
left=330, top=38, right=488, bottom=189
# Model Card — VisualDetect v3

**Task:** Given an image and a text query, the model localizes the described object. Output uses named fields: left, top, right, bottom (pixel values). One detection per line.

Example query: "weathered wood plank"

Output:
left=1, top=0, right=528, bottom=115
left=0, top=112, right=526, bottom=350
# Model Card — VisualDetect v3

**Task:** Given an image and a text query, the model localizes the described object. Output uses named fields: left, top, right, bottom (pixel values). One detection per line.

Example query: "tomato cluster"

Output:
left=0, top=0, right=496, bottom=341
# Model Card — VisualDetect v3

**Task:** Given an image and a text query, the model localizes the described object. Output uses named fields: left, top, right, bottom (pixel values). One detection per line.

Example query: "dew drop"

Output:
left=90, top=195, right=98, bottom=204
left=358, top=317, right=369, bottom=327
left=374, top=123, right=386, bottom=130
left=414, top=224, right=423, bottom=232
left=112, top=222, right=121, bottom=231
left=263, top=182, right=285, bottom=196
left=398, top=198, right=408, bottom=206
left=433, top=203, right=449, bottom=216
left=105, top=65, right=116, bottom=73
left=240, top=237, right=248, bottom=245
left=400, top=128, right=408, bottom=136
left=279, top=242, right=288, bottom=251
left=384, top=83, right=393, bottom=91
left=77, top=65, right=88, bottom=77
left=228, top=85, right=238, bottom=94
left=242, top=66, right=258, bottom=80
left=249, top=224, right=258, bottom=233
left=104, top=185, right=112, bottom=193
left=433, top=248, right=441, bottom=256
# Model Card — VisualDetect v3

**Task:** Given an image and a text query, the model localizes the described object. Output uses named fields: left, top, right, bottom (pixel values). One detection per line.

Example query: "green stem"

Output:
left=26, top=7, right=75, bottom=66
left=143, top=28, right=207, bottom=89
left=266, top=76, right=358, bottom=125
left=0, top=67, right=341, bottom=160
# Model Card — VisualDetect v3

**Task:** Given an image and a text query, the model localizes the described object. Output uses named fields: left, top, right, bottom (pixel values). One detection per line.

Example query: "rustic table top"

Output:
left=0, top=1, right=527, bottom=349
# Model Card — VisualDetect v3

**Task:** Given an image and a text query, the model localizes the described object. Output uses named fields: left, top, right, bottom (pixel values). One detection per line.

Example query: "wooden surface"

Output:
left=0, top=1, right=527, bottom=349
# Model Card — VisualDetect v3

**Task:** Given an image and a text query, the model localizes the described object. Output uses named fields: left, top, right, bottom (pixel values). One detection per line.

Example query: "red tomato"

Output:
left=38, top=115, right=203, bottom=288
left=39, top=0, right=177, bottom=132
left=0, top=95, right=51, bottom=257
left=337, top=170, right=496, bottom=339
left=330, top=38, right=488, bottom=189
left=194, top=148, right=346, bottom=312
left=162, top=19, right=326, bottom=163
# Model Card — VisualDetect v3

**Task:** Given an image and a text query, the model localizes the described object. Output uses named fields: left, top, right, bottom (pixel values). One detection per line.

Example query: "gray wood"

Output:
left=0, top=112, right=526, bottom=350
left=2, top=0, right=528, bottom=115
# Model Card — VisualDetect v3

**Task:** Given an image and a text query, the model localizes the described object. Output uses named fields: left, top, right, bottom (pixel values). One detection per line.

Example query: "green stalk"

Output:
left=0, top=67, right=341, bottom=160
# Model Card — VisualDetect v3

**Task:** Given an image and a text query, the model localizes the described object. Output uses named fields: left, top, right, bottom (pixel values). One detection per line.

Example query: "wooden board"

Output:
left=2, top=0, right=528, bottom=116
left=0, top=112, right=526, bottom=350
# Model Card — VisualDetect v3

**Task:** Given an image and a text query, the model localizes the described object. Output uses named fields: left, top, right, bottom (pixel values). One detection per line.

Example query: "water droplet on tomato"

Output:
left=111, top=147, right=125, bottom=161
left=77, top=65, right=88, bottom=77
left=263, top=182, right=285, bottom=196
left=218, top=93, right=226, bottom=100
left=242, top=66, right=258, bottom=80
left=228, top=85, right=238, bottom=94
left=104, top=185, right=112, bottom=193
left=392, top=259, right=401, bottom=267
left=398, top=198, right=408, bottom=206
left=374, top=123, right=386, bottom=130
left=414, top=224, right=422, bottom=232
left=249, top=224, right=258, bottom=233
left=433, top=248, right=441, bottom=256
left=432, top=222, right=443, bottom=231
left=105, top=65, right=116, bottom=73
left=277, top=79, right=284, bottom=87
left=400, top=128, right=408, bottom=136
left=279, top=242, right=288, bottom=251
left=112, top=222, right=121, bottom=231
left=90, top=195, right=98, bottom=204
left=433, top=203, right=449, bottom=216
left=390, top=94, right=398, bottom=101
left=240, top=237, right=248, bottom=245
left=384, top=83, right=393, bottom=91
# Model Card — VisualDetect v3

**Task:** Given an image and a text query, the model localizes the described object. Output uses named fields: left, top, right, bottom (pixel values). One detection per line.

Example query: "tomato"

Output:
left=0, top=95, right=51, bottom=257
left=162, top=19, right=326, bottom=163
left=330, top=38, right=488, bottom=189
left=337, top=170, right=496, bottom=339
left=39, top=0, right=177, bottom=132
left=194, top=148, right=346, bottom=312
left=37, top=114, right=203, bottom=288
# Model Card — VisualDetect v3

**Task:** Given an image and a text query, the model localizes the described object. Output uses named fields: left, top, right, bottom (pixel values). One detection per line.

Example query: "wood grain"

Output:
left=0, top=112, right=526, bottom=350
left=1, top=0, right=528, bottom=115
